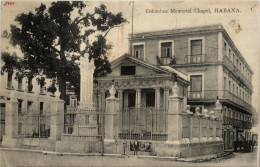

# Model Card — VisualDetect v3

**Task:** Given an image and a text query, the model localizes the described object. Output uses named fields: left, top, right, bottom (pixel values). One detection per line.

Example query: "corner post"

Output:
left=166, top=82, right=183, bottom=144
left=49, top=97, right=64, bottom=140
left=104, top=85, right=119, bottom=142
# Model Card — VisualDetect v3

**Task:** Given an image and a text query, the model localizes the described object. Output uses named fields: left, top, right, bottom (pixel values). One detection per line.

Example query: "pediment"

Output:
left=109, top=55, right=170, bottom=76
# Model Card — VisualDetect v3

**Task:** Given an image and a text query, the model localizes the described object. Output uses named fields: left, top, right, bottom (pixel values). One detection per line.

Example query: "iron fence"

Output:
left=18, top=112, right=51, bottom=138
left=119, top=107, right=168, bottom=141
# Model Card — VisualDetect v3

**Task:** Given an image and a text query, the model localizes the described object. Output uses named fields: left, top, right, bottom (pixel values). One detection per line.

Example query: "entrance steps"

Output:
left=126, top=151, right=154, bottom=156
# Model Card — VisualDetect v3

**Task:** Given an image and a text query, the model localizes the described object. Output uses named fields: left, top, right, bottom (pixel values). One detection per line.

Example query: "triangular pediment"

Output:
left=108, top=55, right=170, bottom=77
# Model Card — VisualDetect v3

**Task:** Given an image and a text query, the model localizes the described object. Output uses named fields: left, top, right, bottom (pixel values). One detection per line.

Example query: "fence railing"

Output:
left=223, top=116, right=252, bottom=129
left=119, top=107, right=168, bottom=141
left=187, top=90, right=252, bottom=112
left=187, top=54, right=206, bottom=63
left=18, top=113, right=51, bottom=138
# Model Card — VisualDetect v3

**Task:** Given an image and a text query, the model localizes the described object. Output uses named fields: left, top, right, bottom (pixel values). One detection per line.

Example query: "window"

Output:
left=233, top=84, right=235, bottom=94
left=27, top=77, right=33, bottom=92
left=40, top=102, right=44, bottom=115
left=224, top=42, right=227, bottom=56
left=121, top=66, right=136, bottom=76
left=229, top=81, right=231, bottom=91
left=236, top=86, right=238, bottom=96
left=190, top=75, right=202, bottom=98
left=7, top=73, right=12, bottom=88
left=233, top=54, right=235, bottom=64
left=224, top=77, right=227, bottom=90
left=18, top=77, right=23, bottom=90
left=236, top=59, right=239, bottom=67
left=128, top=93, right=136, bottom=107
left=191, top=40, right=202, bottom=55
left=18, top=99, right=22, bottom=114
left=161, top=42, right=172, bottom=58
left=133, top=45, right=144, bottom=59
left=229, top=49, right=231, bottom=59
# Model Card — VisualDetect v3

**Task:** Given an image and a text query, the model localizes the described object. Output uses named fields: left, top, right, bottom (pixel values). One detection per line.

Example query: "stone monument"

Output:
left=73, top=53, right=98, bottom=135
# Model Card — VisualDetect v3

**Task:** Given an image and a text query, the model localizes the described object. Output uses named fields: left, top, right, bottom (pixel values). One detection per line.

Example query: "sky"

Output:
left=1, top=1, right=259, bottom=112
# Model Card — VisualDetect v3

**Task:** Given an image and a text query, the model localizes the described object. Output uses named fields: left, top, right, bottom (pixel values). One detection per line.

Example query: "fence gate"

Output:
left=119, top=107, right=168, bottom=141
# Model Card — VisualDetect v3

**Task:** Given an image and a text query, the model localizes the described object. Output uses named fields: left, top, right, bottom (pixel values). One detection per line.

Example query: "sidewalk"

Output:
left=0, top=147, right=232, bottom=163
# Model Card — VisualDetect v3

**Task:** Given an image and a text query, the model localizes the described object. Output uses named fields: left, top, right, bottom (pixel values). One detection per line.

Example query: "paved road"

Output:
left=0, top=148, right=258, bottom=167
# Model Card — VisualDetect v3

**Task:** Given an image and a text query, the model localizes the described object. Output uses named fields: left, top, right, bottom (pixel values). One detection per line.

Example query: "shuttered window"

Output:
left=190, top=75, right=202, bottom=92
left=191, top=40, right=202, bottom=55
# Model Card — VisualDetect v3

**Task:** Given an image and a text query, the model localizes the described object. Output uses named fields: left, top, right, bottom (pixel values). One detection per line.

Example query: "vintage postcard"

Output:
left=0, top=0, right=259, bottom=167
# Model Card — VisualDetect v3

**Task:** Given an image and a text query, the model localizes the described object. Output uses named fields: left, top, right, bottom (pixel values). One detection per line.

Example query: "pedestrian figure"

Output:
left=122, top=137, right=127, bottom=156
left=133, top=139, right=139, bottom=156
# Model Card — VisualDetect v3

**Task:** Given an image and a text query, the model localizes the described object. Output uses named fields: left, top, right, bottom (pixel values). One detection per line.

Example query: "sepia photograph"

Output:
left=0, top=1, right=259, bottom=166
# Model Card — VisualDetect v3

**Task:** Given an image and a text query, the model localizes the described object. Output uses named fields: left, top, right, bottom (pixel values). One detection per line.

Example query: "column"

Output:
left=118, top=90, right=123, bottom=133
left=79, top=53, right=95, bottom=108
left=135, top=89, right=141, bottom=132
left=164, top=87, right=170, bottom=110
left=104, top=85, right=119, bottom=142
left=101, top=90, right=106, bottom=112
left=49, top=97, right=65, bottom=140
left=155, top=88, right=160, bottom=110
left=166, top=82, right=183, bottom=144
left=164, top=87, right=170, bottom=132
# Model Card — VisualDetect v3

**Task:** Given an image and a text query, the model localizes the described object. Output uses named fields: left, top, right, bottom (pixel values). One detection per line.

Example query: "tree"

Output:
left=3, top=2, right=127, bottom=102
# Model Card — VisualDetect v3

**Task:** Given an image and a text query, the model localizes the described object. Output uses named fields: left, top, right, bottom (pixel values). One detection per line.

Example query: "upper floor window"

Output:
left=224, top=42, right=227, bottom=56
left=161, top=42, right=172, bottom=58
left=191, top=39, right=202, bottom=56
left=190, top=75, right=202, bottom=98
left=18, top=99, right=22, bottom=114
left=121, top=66, right=136, bottom=76
left=229, top=49, right=232, bottom=59
left=7, top=73, right=13, bottom=89
left=224, top=77, right=227, bottom=90
left=133, top=45, right=144, bottom=59
left=40, top=102, right=44, bottom=115
left=18, top=77, right=23, bottom=90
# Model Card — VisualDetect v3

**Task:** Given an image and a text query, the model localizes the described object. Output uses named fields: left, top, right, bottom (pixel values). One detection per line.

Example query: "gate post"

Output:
left=49, top=97, right=64, bottom=140
left=2, top=91, right=19, bottom=147
left=104, top=85, right=119, bottom=142
left=166, top=82, right=183, bottom=144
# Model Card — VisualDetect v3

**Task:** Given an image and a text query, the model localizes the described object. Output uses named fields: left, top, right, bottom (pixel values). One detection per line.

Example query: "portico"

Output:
left=93, top=55, right=190, bottom=139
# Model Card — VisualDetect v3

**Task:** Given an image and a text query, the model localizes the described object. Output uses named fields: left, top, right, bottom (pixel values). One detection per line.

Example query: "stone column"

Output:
left=118, top=90, right=123, bottom=112
left=118, top=90, right=123, bottom=133
left=104, top=85, right=119, bottom=143
left=79, top=53, right=95, bottom=109
left=2, top=91, right=19, bottom=147
left=135, top=89, right=141, bottom=132
left=155, top=88, right=160, bottom=110
left=164, top=87, right=170, bottom=110
left=166, top=82, right=183, bottom=144
left=49, top=97, right=65, bottom=140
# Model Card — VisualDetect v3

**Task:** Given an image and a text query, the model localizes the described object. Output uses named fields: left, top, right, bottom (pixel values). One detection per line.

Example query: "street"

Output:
left=0, top=148, right=258, bottom=167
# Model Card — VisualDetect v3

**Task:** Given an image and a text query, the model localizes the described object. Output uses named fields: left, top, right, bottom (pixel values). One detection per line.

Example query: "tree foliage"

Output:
left=2, top=2, right=127, bottom=101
